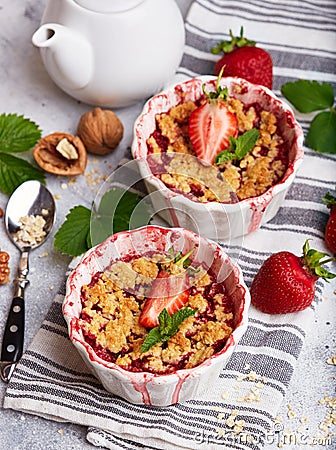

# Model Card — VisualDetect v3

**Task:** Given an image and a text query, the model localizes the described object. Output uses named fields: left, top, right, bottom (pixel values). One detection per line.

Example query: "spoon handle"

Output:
left=0, top=250, right=29, bottom=383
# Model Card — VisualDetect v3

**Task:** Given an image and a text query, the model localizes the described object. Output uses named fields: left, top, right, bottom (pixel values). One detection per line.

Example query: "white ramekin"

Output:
left=63, top=225, right=250, bottom=406
left=131, top=76, right=304, bottom=240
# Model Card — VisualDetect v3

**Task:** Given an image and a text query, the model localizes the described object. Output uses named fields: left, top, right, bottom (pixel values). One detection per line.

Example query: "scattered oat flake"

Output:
left=49, top=285, right=54, bottom=291
left=287, top=410, right=296, bottom=419
left=244, top=363, right=251, bottom=370
left=225, top=409, right=240, bottom=429
left=274, top=416, right=283, bottom=424
left=247, top=370, right=259, bottom=381
left=233, top=419, right=245, bottom=434
left=327, top=355, right=336, bottom=365
left=221, top=391, right=229, bottom=400
left=39, top=251, right=48, bottom=258
left=58, top=428, right=63, bottom=435
left=300, top=417, right=308, bottom=423
left=61, top=182, right=68, bottom=190
left=53, top=194, right=61, bottom=200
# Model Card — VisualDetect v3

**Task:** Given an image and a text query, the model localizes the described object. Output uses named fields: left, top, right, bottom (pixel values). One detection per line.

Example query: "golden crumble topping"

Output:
left=79, top=252, right=234, bottom=375
left=146, top=93, right=288, bottom=202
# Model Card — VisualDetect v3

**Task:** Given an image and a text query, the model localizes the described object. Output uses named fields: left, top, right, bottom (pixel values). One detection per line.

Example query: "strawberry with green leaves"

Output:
left=188, top=69, right=238, bottom=165
left=139, top=248, right=195, bottom=328
left=250, top=240, right=335, bottom=314
left=211, top=27, right=273, bottom=90
left=323, top=192, right=336, bottom=254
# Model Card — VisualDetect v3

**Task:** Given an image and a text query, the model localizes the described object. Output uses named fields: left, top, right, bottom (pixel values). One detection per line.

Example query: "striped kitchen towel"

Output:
left=3, top=1, right=336, bottom=449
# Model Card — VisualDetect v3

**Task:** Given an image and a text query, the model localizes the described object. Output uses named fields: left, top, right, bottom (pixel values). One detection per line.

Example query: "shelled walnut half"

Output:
left=33, top=132, right=87, bottom=176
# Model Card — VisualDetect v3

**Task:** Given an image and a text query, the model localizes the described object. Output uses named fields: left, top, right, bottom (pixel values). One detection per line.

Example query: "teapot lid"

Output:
left=74, top=0, right=144, bottom=13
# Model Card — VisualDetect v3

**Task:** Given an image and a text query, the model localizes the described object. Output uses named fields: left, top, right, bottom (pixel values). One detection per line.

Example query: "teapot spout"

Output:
left=32, top=23, right=93, bottom=91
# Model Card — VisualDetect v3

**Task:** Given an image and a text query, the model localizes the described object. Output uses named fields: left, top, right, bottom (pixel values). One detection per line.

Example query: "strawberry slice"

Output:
left=139, top=269, right=189, bottom=328
left=189, top=100, right=238, bottom=164
left=139, top=249, right=194, bottom=328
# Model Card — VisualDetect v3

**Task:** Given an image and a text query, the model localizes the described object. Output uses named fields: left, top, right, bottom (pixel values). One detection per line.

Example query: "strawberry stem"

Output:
left=166, top=247, right=195, bottom=268
left=322, top=192, right=336, bottom=208
left=202, top=67, right=228, bottom=101
left=211, top=26, right=256, bottom=55
left=175, top=248, right=195, bottom=268
left=302, top=239, right=335, bottom=280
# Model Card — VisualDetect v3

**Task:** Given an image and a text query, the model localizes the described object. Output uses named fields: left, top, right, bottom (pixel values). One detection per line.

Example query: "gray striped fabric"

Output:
left=4, top=1, right=336, bottom=449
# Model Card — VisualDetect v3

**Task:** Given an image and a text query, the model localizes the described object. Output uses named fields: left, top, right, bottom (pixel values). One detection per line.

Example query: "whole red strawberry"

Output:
left=212, top=27, right=273, bottom=90
left=323, top=192, right=336, bottom=254
left=250, top=240, right=335, bottom=314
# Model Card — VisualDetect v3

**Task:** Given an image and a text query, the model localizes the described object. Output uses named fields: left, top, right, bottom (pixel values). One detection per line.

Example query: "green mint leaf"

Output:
left=0, top=153, right=45, bottom=195
left=229, top=135, right=237, bottom=152
left=171, top=307, right=197, bottom=330
left=141, top=307, right=196, bottom=353
left=158, top=308, right=172, bottom=335
left=305, top=110, right=336, bottom=154
left=215, top=129, right=259, bottom=164
left=141, top=327, right=161, bottom=353
left=0, top=113, right=41, bottom=153
left=214, top=151, right=236, bottom=164
left=235, top=129, right=260, bottom=159
left=54, top=205, right=91, bottom=257
left=281, top=80, right=335, bottom=113
left=90, top=188, right=152, bottom=247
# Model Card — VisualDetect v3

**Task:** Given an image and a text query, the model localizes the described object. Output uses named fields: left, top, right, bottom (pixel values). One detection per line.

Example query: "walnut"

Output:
left=77, top=107, right=123, bottom=155
left=33, top=132, right=87, bottom=176
left=0, top=251, right=10, bottom=284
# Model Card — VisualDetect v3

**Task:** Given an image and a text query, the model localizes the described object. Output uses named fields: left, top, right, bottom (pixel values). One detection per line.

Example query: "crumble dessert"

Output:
left=78, top=251, right=234, bottom=375
left=146, top=88, right=288, bottom=202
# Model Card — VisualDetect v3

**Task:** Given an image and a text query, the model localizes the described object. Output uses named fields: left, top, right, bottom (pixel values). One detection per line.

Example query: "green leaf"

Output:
left=90, top=188, right=152, bottom=247
left=141, top=307, right=196, bottom=353
left=281, top=80, right=335, bottom=113
left=141, top=328, right=161, bottom=353
left=158, top=308, right=172, bottom=336
left=0, top=152, right=45, bottom=195
left=235, top=129, right=260, bottom=159
left=214, top=151, right=236, bottom=164
left=54, top=205, right=91, bottom=257
left=171, top=307, right=197, bottom=330
left=214, top=129, right=259, bottom=164
left=305, top=110, right=336, bottom=154
left=0, top=113, right=41, bottom=153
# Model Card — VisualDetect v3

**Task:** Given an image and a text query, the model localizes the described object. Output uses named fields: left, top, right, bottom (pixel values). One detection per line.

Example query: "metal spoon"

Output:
left=0, top=180, right=55, bottom=382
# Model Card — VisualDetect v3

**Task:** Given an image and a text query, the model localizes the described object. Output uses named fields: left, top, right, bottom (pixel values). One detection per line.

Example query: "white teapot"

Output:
left=32, top=0, right=185, bottom=107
